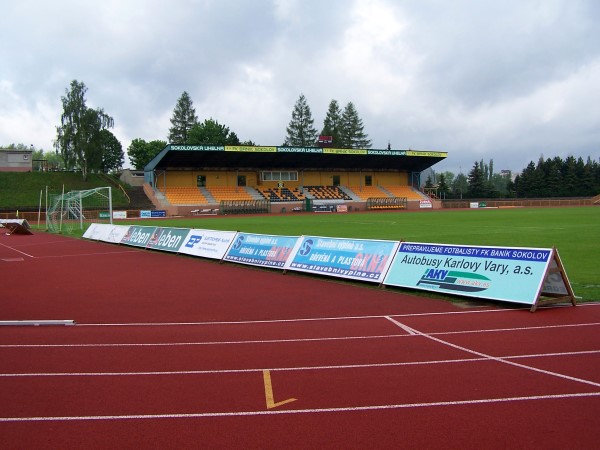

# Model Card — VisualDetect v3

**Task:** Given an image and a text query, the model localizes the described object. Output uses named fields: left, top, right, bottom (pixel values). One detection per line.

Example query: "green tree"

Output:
left=320, top=99, right=343, bottom=147
left=467, top=161, right=486, bottom=197
left=168, top=91, right=198, bottom=144
left=489, top=172, right=509, bottom=197
left=55, top=80, right=114, bottom=180
left=561, top=155, right=580, bottom=196
left=452, top=173, right=468, bottom=199
left=439, top=171, right=455, bottom=187
left=580, top=156, right=597, bottom=196
left=424, top=175, right=434, bottom=189
left=188, top=118, right=241, bottom=145
left=340, top=102, right=371, bottom=149
left=44, top=150, right=64, bottom=170
left=283, top=93, right=318, bottom=146
left=437, top=173, right=450, bottom=199
left=515, top=161, right=536, bottom=197
left=127, top=138, right=166, bottom=170
left=99, top=130, right=124, bottom=173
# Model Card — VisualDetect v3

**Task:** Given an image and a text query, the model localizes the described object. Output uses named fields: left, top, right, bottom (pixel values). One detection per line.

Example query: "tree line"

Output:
left=16, top=84, right=373, bottom=174
left=4, top=80, right=599, bottom=199
left=428, top=156, right=600, bottom=199
left=126, top=91, right=372, bottom=170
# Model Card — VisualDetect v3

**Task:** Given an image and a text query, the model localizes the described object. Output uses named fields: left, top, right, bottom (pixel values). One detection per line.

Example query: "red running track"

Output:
left=1, top=232, right=599, bottom=449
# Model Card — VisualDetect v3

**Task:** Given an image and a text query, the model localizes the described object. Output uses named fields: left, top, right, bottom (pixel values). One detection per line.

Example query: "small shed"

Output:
left=0, top=149, right=33, bottom=172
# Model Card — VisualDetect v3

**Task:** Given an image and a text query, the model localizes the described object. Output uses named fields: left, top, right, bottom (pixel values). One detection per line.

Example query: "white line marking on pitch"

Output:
left=385, top=318, right=600, bottom=388
left=1, top=392, right=599, bottom=422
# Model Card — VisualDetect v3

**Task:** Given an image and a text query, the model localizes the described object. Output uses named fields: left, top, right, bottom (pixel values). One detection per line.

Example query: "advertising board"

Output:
left=384, top=242, right=554, bottom=305
left=179, top=229, right=237, bottom=260
left=146, top=227, right=190, bottom=252
left=224, top=233, right=299, bottom=268
left=285, top=236, right=399, bottom=283
left=120, top=226, right=157, bottom=248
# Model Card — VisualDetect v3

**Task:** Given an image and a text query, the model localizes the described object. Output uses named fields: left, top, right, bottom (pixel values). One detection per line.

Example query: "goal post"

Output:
left=47, top=186, right=112, bottom=233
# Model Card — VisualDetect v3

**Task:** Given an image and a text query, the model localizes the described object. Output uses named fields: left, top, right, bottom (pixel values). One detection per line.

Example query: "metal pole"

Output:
left=109, top=186, right=113, bottom=224
left=45, top=186, right=48, bottom=230
left=59, top=184, right=65, bottom=233
left=37, top=189, right=42, bottom=229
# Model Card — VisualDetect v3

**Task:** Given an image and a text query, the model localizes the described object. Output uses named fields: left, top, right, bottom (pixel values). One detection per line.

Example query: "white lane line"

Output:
left=0, top=240, right=140, bottom=260
left=75, top=302, right=600, bottom=327
left=2, top=350, right=600, bottom=378
left=0, top=333, right=409, bottom=348
left=0, top=242, right=35, bottom=258
left=386, top=319, right=600, bottom=389
left=2, top=321, right=598, bottom=349
left=2, top=391, right=600, bottom=422
left=34, top=250, right=141, bottom=259
left=385, top=316, right=417, bottom=335
left=424, top=322, right=600, bottom=336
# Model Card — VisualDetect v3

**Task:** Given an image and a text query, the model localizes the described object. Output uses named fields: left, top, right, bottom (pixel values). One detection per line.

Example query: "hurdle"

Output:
left=0, top=219, right=33, bottom=235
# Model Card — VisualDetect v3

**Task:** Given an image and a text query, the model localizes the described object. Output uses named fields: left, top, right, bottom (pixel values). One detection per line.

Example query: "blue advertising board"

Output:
left=140, top=210, right=166, bottom=218
left=383, top=242, right=554, bottom=305
left=224, top=233, right=299, bottom=268
left=285, top=236, right=399, bottom=283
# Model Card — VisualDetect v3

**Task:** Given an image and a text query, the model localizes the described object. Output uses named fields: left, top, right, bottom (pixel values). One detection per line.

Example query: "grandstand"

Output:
left=144, top=145, right=447, bottom=214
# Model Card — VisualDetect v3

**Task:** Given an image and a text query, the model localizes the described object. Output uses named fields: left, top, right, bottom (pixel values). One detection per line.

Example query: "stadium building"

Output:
left=143, top=144, right=447, bottom=215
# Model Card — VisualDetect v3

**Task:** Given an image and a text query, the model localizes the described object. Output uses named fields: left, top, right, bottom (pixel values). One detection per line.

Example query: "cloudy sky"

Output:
left=2, top=0, right=599, bottom=174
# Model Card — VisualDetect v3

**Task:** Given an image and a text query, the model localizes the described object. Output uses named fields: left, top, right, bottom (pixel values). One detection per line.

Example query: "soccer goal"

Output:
left=47, top=186, right=112, bottom=233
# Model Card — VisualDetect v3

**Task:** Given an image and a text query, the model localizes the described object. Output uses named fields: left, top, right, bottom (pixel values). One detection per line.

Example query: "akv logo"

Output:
left=299, top=239, right=313, bottom=256
left=417, top=268, right=491, bottom=293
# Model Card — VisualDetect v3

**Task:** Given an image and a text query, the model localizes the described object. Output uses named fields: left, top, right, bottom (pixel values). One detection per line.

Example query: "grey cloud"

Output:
left=0, top=0, right=598, bottom=174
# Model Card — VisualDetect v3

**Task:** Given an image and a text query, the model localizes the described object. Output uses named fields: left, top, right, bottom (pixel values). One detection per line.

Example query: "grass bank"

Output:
left=0, top=172, right=129, bottom=209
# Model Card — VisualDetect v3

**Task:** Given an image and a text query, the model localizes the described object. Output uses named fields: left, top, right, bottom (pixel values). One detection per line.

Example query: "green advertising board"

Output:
left=146, top=227, right=190, bottom=253
left=120, top=226, right=156, bottom=248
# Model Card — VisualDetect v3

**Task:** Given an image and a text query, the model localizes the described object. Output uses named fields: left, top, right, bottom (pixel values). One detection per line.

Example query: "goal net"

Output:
left=47, top=186, right=112, bottom=233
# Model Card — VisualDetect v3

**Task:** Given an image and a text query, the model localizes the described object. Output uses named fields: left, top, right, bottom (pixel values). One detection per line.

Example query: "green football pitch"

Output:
left=106, top=206, right=600, bottom=302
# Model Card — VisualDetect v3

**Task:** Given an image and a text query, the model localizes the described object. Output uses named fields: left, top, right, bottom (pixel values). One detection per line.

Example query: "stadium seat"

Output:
left=384, top=185, right=427, bottom=201
left=207, top=187, right=254, bottom=202
left=163, top=187, right=208, bottom=205
left=305, top=186, right=352, bottom=200
left=347, top=186, right=388, bottom=201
